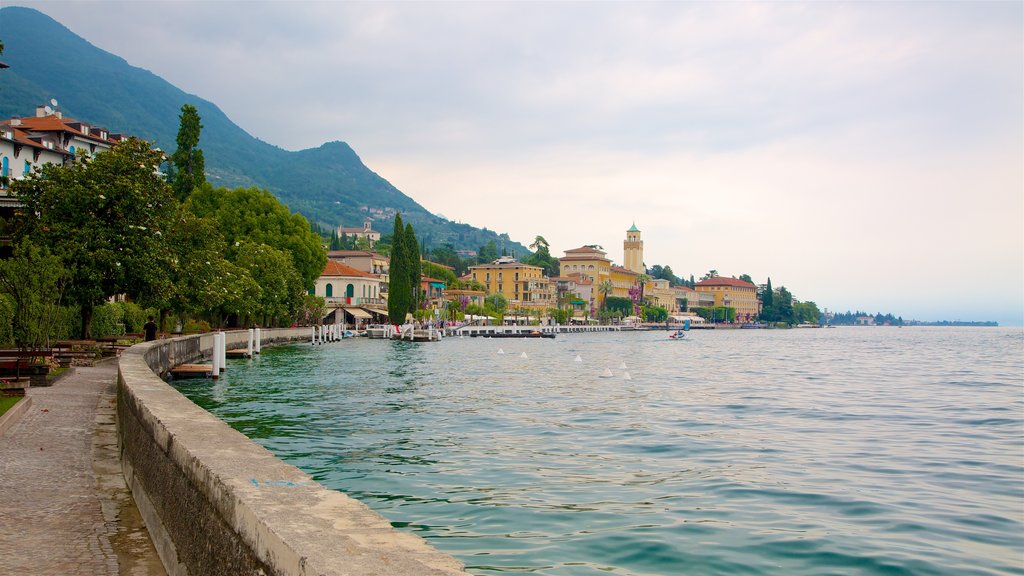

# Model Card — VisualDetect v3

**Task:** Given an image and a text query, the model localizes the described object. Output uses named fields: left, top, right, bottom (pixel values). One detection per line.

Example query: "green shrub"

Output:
left=91, top=303, right=126, bottom=337
left=122, top=302, right=151, bottom=334
left=0, top=294, right=15, bottom=347
left=183, top=319, right=211, bottom=334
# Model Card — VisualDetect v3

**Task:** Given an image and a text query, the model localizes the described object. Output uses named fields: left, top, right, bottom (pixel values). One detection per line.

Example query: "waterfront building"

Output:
left=559, top=246, right=612, bottom=309
left=644, top=278, right=676, bottom=312
left=561, top=274, right=595, bottom=318
left=313, top=260, right=387, bottom=326
left=0, top=107, right=126, bottom=192
left=444, top=288, right=487, bottom=311
left=623, top=222, right=644, bottom=275
left=1, top=107, right=136, bottom=257
left=468, top=256, right=548, bottom=309
left=326, top=250, right=389, bottom=276
left=610, top=265, right=640, bottom=300
left=335, top=219, right=381, bottom=247
left=420, top=276, right=447, bottom=310
left=695, top=276, right=759, bottom=322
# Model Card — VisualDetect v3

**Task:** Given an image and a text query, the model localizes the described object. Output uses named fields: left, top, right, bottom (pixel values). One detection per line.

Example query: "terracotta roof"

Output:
left=4, top=115, right=115, bottom=145
left=611, top=265, right=639, bottom=276
left=321, top=260, right=376, bottom=278
left=696, top=277, right=757, bottom=289
left=563, top=246, right=607, bottom=255
left=327, top=250, right=383, bottom=258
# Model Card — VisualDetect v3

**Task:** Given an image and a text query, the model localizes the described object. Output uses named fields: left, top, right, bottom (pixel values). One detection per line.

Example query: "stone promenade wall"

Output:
left=117, top=330, right=469, bottom=576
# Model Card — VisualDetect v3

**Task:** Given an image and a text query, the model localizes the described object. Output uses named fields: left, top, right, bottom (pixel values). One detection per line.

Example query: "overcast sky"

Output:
left=10, top=1, right=1024, bottom=325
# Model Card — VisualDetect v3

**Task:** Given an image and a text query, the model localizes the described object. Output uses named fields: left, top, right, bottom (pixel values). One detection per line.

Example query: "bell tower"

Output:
left=623, top=222, right=644, bottom=274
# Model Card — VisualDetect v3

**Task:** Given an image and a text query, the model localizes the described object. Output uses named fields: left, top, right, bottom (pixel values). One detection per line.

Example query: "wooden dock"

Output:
left=169, top=364, right=214, bottom=379
left=225, top=349, right=251, bottom=359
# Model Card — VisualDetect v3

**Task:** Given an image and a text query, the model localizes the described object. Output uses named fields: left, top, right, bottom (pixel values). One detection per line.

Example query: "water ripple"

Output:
left=176, top=327, right=1024, bottom=576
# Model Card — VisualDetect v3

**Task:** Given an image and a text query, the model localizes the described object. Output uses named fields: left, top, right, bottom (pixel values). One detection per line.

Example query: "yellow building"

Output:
left=468, top=257, right=549, bottom=308
left=610, top=265, right=639, bottom=300
left=559, top=246, right=612, bottom=309
left=644, top=278, right=676, bottom=312
left=695, top=277, right=759, bottom=322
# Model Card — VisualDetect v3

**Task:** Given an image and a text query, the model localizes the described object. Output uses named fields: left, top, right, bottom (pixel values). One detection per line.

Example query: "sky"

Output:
left=9, top=1, right=1024, bottom=325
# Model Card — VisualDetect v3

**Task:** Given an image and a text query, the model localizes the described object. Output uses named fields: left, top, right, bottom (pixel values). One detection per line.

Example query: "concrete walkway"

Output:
left=0, top=359, right=165, bottom=576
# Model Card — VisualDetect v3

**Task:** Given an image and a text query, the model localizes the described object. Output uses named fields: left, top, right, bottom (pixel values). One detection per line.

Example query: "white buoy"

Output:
left=498, top=348, right=505, bottom=355
left=254, top=327, right=261, bottom=354
left=574, top=355, right=582, bottom=363
left=247, top=328, right=254, bottom=357
left=521, top=352, right=528, bottom=359
left=623, top=371, right=632, bottom=380
left=601, top=368, right=613, bottom=378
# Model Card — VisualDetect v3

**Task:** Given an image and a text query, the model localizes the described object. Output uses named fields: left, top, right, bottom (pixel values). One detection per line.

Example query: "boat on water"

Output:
left=668, top=329, right=686, bottom=339
left=365, top=324, right=395, bottom=339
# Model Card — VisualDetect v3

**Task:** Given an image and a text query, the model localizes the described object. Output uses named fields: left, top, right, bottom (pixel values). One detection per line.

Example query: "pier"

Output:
left=446, top=324, right=620, bottom=338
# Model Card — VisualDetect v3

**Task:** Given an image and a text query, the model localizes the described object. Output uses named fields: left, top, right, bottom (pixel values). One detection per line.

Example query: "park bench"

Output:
left=0, top=349, right=55, bottom=389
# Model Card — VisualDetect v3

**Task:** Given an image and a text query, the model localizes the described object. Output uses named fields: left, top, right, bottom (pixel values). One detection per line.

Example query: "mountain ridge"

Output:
left=0, top=6, right=528, bottom=256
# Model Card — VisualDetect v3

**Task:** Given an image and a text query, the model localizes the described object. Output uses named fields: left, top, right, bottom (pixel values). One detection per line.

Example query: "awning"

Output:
left=346, top=307, right=372, bottom=319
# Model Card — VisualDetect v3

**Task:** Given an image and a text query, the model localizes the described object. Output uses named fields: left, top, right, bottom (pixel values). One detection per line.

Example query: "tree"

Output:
left=234, top=241, right=304, bottom=326
left=13, top=138, right=176, bottom=338
left=701, top=269, right=720, bottom=281
left=597, top=280, right=614, bottom=310
left=739, top=273, right=753, bottom=284
left=478, top=240, right=499, bottom=263
left=0, top=238, right=69, bottom=349
left=404, top=222, right=421, bottom=312
left=169, top=104, right=206, bottom=202
left=187, top=184, right=325, bottom=289
left=387, top=214, right=410, bottom=324
left=761, top=277, right=775, bottom=322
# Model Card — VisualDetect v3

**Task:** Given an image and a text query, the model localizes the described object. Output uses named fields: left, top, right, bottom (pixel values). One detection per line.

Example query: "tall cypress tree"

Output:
left=170, top=104, right=206, bottom=202
left=761, top=277, right=774, bottom=322
left=404, top=222, right=421, bottom=313
left=387, top=215, right=408, bottom=324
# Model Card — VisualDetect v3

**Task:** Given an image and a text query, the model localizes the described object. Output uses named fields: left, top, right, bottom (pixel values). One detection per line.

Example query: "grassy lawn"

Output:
left=0, top=395, right=22, bottom=418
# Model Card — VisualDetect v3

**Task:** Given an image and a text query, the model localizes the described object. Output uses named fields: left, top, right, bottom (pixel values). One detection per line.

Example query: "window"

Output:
left=24, top=161, right=30, bottom=175
left=346, top=284, right=355, bottom=298
left=1, top=157, right=7, bottom=178
left=326, top=283, right=333, bottom=297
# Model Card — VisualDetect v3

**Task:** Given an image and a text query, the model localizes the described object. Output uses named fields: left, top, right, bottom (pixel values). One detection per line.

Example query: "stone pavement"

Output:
left=0, top=359, right=165, bottom=576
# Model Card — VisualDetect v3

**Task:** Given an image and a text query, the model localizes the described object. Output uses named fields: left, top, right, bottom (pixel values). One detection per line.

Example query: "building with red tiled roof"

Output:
left=314, top=260, right=384, bottom=303
left=695, top=276, right=759, bottom=322
left=1, top=106, right=137, bottom=196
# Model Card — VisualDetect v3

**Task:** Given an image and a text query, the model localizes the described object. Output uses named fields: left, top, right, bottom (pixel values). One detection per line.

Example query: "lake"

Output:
left=175, top=326, right=1024, bottom=575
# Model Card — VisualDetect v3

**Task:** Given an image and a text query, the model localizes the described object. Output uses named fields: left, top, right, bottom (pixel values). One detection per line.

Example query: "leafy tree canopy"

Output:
left=12, top=137, right=175, bottom=336
left=186, top=184, right=326, bottom=289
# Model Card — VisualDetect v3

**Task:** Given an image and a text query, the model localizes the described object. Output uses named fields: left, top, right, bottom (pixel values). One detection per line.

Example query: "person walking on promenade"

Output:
left=143, top=316, right=158, bottom=341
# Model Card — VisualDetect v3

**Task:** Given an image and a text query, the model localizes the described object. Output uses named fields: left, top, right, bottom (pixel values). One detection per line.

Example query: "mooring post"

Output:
left=254, top=327, right=262, bottom=354
left=211, top=333, right=221, bottom=378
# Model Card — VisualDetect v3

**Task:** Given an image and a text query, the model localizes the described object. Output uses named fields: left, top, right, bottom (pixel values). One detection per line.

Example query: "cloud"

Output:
left=14, top=0, right=1024, bottom=323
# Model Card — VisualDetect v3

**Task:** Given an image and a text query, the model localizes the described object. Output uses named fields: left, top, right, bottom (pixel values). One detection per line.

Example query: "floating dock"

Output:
left=169, top=364, right=214, bottom=379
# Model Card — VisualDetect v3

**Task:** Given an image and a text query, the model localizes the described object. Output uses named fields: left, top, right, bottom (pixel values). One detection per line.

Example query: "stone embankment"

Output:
left=118, top=329, right=470, bottom=576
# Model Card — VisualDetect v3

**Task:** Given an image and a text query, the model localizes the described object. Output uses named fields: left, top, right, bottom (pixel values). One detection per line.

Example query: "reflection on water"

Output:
left=176, top=327, right=1024, bottom=576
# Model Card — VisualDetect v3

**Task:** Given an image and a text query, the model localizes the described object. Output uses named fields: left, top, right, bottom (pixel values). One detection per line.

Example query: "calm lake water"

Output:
left=176, top=327, right=1024, bottom=575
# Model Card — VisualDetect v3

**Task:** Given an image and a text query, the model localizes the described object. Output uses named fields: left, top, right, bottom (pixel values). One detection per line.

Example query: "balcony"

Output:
left=324, top=296, right=385, bottom=306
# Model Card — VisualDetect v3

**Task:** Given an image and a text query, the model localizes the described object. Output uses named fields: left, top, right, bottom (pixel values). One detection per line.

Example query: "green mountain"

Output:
left=0, top=6, right=527, bottom=256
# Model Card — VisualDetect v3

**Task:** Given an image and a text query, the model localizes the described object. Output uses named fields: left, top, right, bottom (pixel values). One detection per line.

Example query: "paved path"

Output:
left=0, top=360, right=165, bottom=576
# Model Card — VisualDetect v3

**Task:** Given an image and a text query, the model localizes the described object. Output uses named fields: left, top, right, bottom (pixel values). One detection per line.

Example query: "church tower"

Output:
left=623, top=222, right=644, bottom=274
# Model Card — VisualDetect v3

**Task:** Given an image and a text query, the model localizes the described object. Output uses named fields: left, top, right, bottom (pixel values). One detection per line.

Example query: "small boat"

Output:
left=669, top=329, right=686, bottom=339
